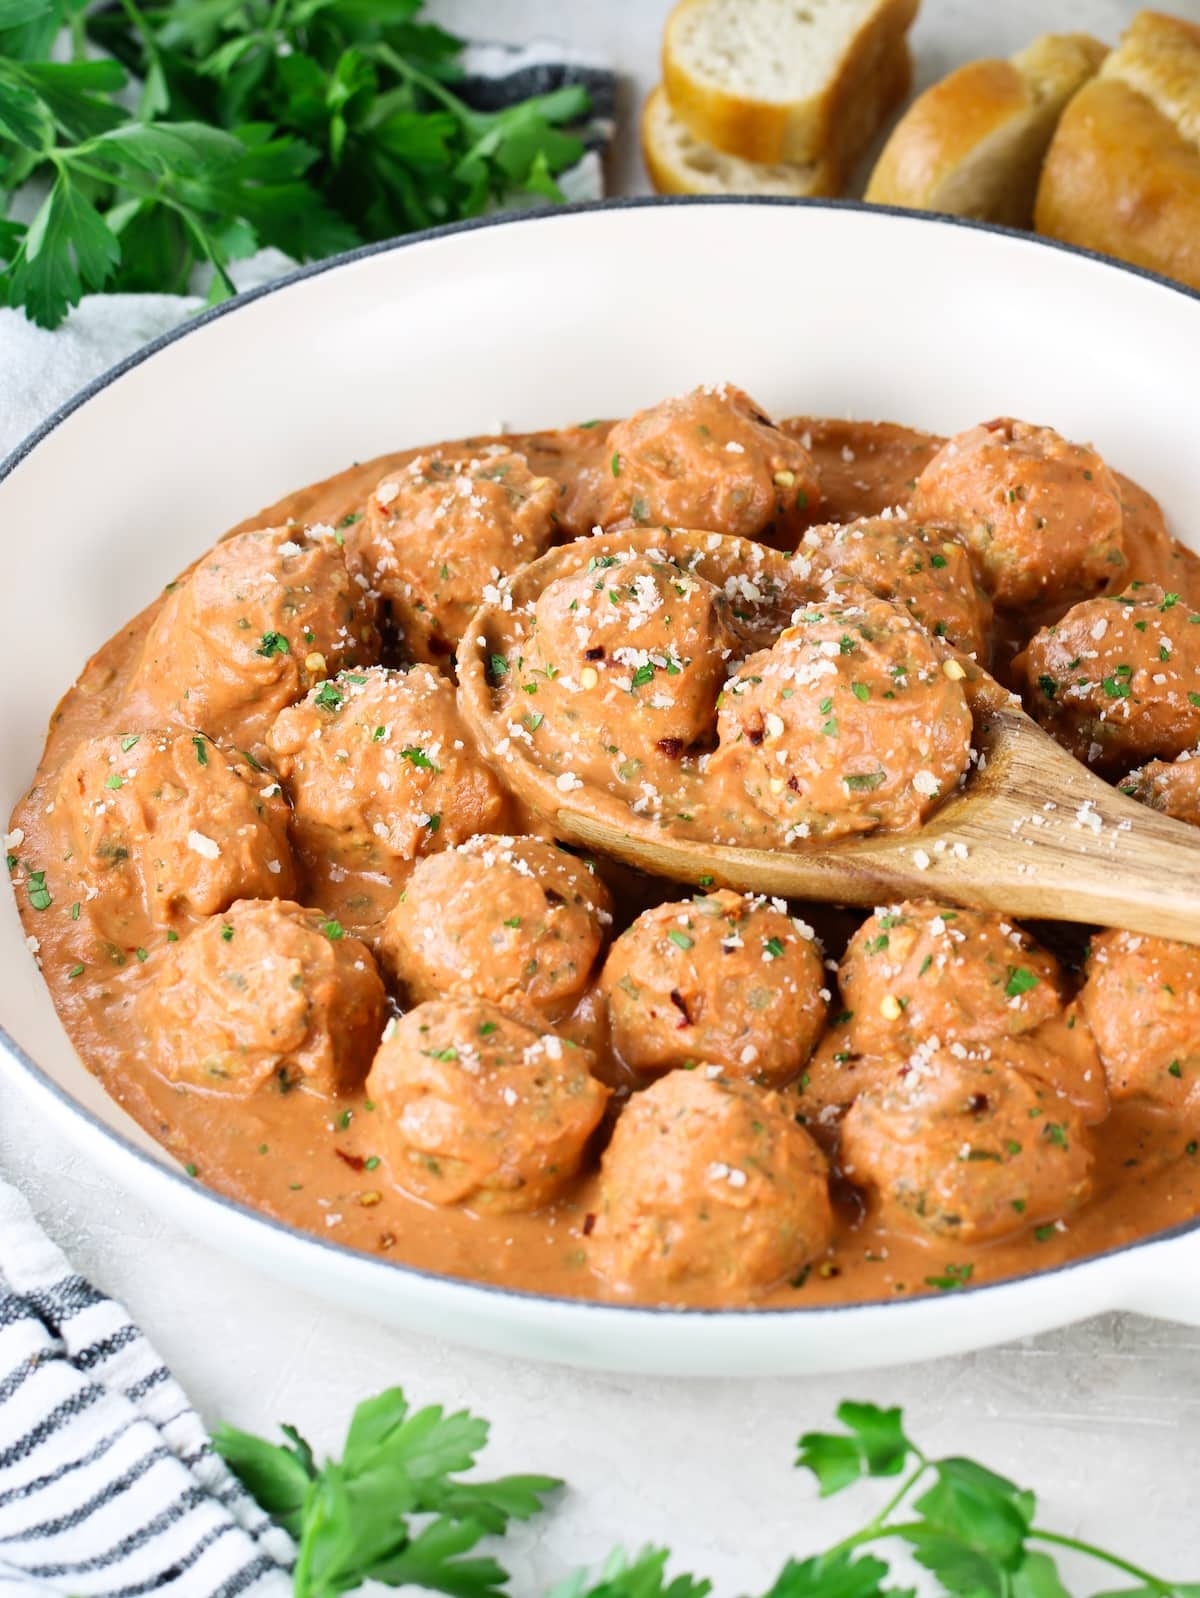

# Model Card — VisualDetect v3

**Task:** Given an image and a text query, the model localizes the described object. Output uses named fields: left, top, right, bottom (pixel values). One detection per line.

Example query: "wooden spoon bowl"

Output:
left=458, top=534, right=1200, bottom=946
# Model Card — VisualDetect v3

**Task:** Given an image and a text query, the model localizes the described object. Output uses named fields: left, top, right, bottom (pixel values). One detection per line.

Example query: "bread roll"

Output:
left=865, top=33, right=1107, bottom=225
left=662, top=0, right=918, bottom=173
left=1035, top=10, right=1200, bottom=290
left=641, top=84, right=838, bottom=197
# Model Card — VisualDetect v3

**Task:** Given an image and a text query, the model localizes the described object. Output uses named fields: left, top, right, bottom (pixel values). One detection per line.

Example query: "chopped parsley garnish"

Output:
left=610, top=452, right=621, bottom=477
left=400, top=746, right=438, bottom=771
left=427, top=814, right=441, bottom=834
left=104, top=774, right=123, bottom=790
left=851, top=682, right=870, bottom=702
left=192, top=735, right=209, bottom=766
left=26, top=872, right=52, bottom=911
left=1005, top=966, right=1039, bottom=998
left=256, top=632, right=290, bottom=658
left=120, top=734, right=140, bottom=753
left=321, top=918, right=345, bottom=941
left=489, top=653, right=509, bottom=679
left=667, top=929, right=693, bottom=950
left=925, top=1263, right=973, bottom=1291
left=314, top=681, right=344, bottom=711
left=845, top=770, right=885, bottom=791
left=763, top=936, right=785, bottom=959
left=220, top=924, right=234, bottom=943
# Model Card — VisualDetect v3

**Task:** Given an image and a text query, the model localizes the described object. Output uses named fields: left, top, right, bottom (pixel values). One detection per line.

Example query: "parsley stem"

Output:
left=1030, top=1530, right=1175, bottom=1591
left=818, top=1460, right=930, bottom=1559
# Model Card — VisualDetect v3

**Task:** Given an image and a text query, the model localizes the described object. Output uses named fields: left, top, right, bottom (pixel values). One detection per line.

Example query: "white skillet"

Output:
left=2, top=199, right=1199, bottom=1374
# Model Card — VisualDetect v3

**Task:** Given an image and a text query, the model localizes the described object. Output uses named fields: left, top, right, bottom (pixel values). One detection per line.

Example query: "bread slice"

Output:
left=1035, top=11, right=1200, bottom=291
left=865, top=33, right=1108, bottom=226
left=642, top=84, right=838, bottom=196
left=662, top=0, right=919, bottom=170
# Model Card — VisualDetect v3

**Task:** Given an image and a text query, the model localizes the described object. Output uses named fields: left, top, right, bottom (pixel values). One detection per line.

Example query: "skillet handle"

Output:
left=1112, top=1230, right=1200, bottom=1325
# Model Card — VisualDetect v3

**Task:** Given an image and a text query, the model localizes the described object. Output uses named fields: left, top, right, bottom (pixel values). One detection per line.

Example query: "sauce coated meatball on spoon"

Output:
left=461, top=530, right=1200, bottom=944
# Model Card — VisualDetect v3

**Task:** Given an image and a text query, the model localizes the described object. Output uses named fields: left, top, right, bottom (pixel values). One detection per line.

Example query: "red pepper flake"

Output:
left=334, top=1148, right=366, bottom=1172
left=582, top=1213, right=597, bottom=1237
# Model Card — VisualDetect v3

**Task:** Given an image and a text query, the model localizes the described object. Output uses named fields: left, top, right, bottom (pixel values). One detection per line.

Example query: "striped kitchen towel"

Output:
left=0, top=1181, right=293, bottom=1597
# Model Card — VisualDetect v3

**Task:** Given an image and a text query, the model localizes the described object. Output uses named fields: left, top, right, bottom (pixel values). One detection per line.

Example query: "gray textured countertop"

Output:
left=3, top=0, right=1200, bottom=1584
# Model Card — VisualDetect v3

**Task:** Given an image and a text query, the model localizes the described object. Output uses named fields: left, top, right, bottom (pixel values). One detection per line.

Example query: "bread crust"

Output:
left=865, top=34, right=1107, bottom=223
left=1035, top=76, right=1200, bottom=290
left=641, top=84, right=838, bottom=197
left=662, top=0, right=918, bottom=170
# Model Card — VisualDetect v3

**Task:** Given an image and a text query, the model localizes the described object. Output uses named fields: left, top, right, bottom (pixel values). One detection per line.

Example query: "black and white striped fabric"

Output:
left=0, top=1182, right=293, bottom=1597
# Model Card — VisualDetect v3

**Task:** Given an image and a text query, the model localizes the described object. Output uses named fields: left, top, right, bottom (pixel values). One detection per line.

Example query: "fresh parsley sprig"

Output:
left=213, top=1385, right=561, bottom=1598
left=218, top=1390, right=1197, bottom=1598
left=793, top=1402, right=1198, bottom=1598
left=0, top=0, right=590, bottom=327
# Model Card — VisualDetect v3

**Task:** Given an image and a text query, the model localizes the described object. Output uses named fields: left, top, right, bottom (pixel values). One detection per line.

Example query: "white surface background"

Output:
left=4, top=0, right=1200, bottom=1588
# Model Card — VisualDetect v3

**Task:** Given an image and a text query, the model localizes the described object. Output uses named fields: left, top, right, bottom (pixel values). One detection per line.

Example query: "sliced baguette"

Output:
left=662, top=0, right=919, bottom=170
left=642, top=84, right=838, bottom=196
left=1035, top=12, right=1200, bottom=291
left=865, top=33, right=1108, bottom=225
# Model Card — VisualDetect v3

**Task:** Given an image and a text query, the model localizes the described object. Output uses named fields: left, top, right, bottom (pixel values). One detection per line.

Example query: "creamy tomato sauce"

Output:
left=9, top=403, right=1200, bottom=1310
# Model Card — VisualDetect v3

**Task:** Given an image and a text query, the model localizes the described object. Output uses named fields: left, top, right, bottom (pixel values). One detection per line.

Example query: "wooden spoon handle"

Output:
left=560, top=707, right=1200, bottom=946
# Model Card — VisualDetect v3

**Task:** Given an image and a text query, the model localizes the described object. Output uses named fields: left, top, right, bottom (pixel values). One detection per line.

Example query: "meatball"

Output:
left=1122, top=746, right=1200, bottom=826
left=365, top=999, right=608, bottom=1211
left=1020, top=584, right=1200, bottom=771
left=1080, top=930, right=1200, bottom=1116
left=267, top=665, right=506, bottom=876
left=911, top=418, right=1126, bottom=608
left=135, top=898, right=385, bottom=1096
left=839, top=901, right=1064, bottom=1057
left=712, top=596, right=973, bottom=841
left=127, top=524, right=377, bottom=747
left=592, top=1071, right=833, bottom=1298
left=354, top=452, right=558, bottom=663
left=565, top=384, right=820, bottom=546
left=794, top=515, right=992, bottom=659
left=379, top=836, right=612, bottom=1021
left=54, top=730, right=295, bottom=945
left=600, top=890, right=827, bottom=1086
left=516, top=550, right=737, bottom=788
left=841, top=1044, right=1094, bottom=1243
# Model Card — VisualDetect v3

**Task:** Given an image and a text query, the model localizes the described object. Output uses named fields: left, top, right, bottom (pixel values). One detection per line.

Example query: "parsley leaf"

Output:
left=215, top=1386, right=561, bottom=1598
left=2, top=0, right=591, bottom=326
left=797, top=1402, right=913, bottom=1495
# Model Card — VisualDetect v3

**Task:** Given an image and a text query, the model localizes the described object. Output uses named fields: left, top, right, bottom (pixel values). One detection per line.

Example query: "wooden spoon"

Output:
left=556, top=686, right=1200, bottom=946
left=456, top=529, right=1200, bottom=946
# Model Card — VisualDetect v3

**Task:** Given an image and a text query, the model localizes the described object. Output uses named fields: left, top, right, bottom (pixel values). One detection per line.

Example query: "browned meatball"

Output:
left=599, top=890, right=827, bottom=1086
left=379, top=836, right=612, bottom=1021
left=911, top=418, right=1126, bottom=608
left=127, top=525, right=377, bottom=747
left=712, top=596, right=973, bottom=841
left=592, top=1071, right=832, bottom=1298
left=1080, top=930, right=1200, bottom=1116
left=365, top=999, right=608, bottom=1211
left=840, top=900, right=1064, bottom=1057
left=1020, top=585, right=1200, bottom=771
left=841, top=1044, right=1094, bottom=1243
left=1122, top=746, right=1200, bottom=826
left=54, top=730, right=295, bottom=946
left=515, top=550, right=737, bottom=790
left=794, top=515, right=992, bottom=659
left=565, top=385, right=820, bottom=546
left=354, top=452, right=558, bottom=663
left=267, top=665, right=506, bottom=876
left=135, top=898, right=385, bottom=1096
